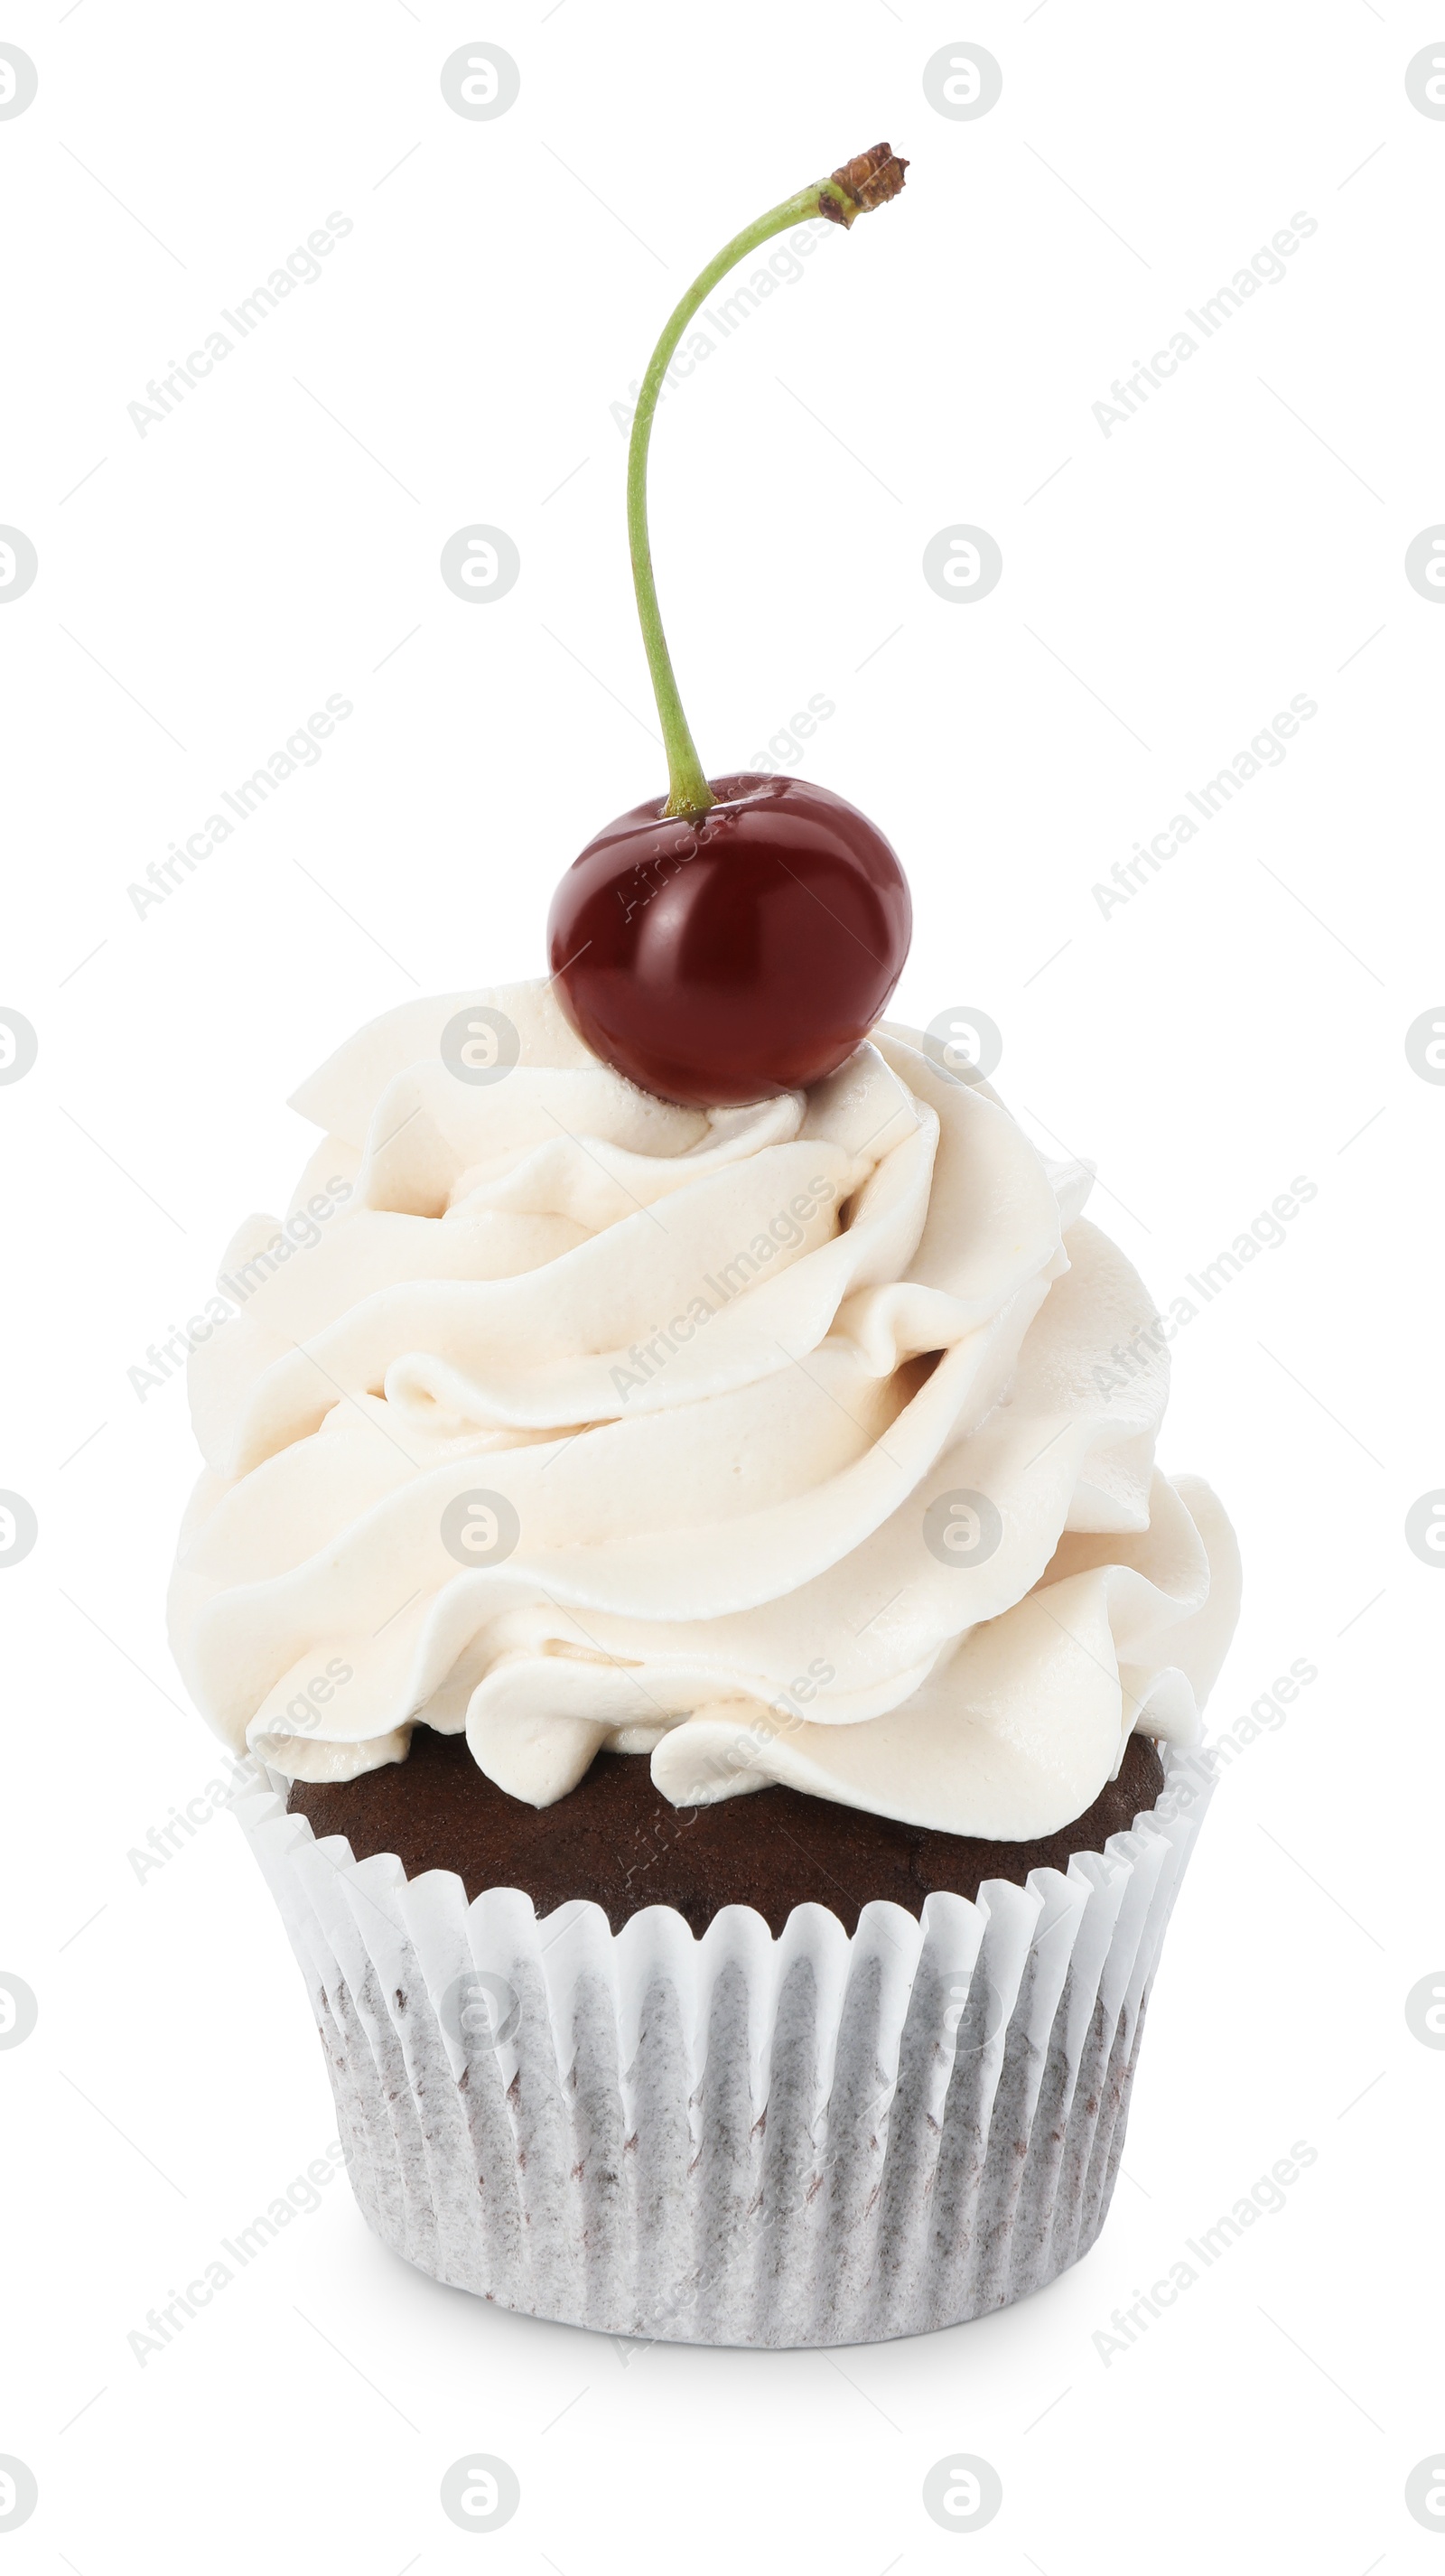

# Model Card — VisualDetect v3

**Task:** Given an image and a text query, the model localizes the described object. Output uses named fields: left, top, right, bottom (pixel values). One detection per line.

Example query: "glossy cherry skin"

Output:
left=548, top=772, right=911, bottom=1106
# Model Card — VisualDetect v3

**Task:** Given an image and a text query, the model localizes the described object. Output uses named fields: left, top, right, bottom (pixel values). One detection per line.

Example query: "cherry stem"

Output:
left=627, top=169, right=878, bottom=820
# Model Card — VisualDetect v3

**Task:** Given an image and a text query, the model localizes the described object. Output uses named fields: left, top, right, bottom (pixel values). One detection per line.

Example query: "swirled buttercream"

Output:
left=169, top=982, right=1240, bottom=1835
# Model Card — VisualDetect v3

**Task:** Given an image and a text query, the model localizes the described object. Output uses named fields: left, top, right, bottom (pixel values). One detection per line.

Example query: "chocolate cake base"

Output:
left=287, top=1727, right=1163, bottom=1937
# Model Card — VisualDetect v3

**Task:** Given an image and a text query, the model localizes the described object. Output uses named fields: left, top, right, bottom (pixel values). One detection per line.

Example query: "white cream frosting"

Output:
left=169, top=981, right=1241, bottom=1837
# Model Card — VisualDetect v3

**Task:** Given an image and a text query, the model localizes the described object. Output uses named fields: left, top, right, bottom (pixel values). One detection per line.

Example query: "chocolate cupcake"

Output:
left=175, top=982, right=1240, bottom=2345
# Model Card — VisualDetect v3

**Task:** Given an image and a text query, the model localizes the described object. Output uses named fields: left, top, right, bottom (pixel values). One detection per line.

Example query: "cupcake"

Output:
left=172, top=979, right=1239, bottom=2346
left=168, top=145, right=1241, bottom=2346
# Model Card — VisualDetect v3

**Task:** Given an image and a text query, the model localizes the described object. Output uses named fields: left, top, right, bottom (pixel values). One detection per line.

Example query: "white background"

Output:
left=4, top=1, right=1442, bottom=2567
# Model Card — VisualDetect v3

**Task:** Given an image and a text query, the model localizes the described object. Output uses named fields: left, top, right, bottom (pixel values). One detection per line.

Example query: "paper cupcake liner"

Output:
left=233, top=1748, right=1213, bottom=2347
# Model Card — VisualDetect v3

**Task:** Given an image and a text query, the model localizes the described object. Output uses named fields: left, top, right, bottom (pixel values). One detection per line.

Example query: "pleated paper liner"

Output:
left=234, top=1746, right=1213, bottom=2347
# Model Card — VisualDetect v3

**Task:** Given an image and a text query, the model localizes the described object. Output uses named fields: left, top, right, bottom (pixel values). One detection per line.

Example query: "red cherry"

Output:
left=547, top=151, right=912, bottom=1106
left=548, top=772, right=911, bottom=1106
